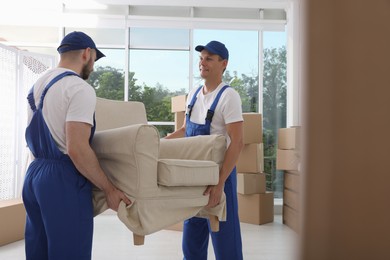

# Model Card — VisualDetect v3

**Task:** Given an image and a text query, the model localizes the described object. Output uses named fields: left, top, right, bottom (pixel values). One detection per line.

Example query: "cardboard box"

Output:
left=278, top=126, right=301, bottom=150
left=237, top=143, right=264, bottom=173
left=0, top=198, right=26, bottom=246
left=242, top=113, right=262, bottom=144
left=284, top=171, right=300, bottom=192
left=174, top=111, right=185, bottom=131
left=237, top=172, right=266, bottom=194
left=171, top=95, right=187, bottom=113
left=283, top=204, right=299, bottom=232
left=276, top=149, right=300, bottom=171
left=283, top=189, right=300, bottom=211
left=238, top=192, right=274, bottom=225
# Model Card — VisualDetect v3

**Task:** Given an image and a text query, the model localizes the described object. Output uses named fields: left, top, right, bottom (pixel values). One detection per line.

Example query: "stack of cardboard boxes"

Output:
left=276, top=127, right=301, bottom=232
left=171, top=95, right=187, bottom=131
left=237, top=113, right=274, bottom=225
left=169, top=95, right=274, bottom=227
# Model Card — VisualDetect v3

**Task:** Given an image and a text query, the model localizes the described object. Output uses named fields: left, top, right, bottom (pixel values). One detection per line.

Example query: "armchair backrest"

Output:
left=95, top=97, right=148, bottom=131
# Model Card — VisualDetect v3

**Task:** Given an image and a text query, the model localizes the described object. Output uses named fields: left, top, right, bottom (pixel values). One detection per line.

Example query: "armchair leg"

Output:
left=209, top=215, right=220, bottom=232
left=133, top=233, right=145, bottom=246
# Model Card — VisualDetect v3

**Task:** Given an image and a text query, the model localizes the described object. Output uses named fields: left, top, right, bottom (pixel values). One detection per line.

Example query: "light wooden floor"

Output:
left=0, top=214, right=298, bottom=260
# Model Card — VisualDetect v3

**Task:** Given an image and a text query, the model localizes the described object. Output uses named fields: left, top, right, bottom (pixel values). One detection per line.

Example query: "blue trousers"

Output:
left=22, top=158, right=93, bottom=260
left=182, top=168, right=243, bottom=260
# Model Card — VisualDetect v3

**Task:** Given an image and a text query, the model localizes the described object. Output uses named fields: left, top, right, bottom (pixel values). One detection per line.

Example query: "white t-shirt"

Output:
left=186, top=82, right=243, bottom=145
left=27, top=68, right=96, bottom=154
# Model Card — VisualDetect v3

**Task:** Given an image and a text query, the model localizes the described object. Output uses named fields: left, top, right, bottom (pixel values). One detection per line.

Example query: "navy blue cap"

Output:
left=57, top=31, right=105, bottom=61
left=195, top=41, right=229, bottom=60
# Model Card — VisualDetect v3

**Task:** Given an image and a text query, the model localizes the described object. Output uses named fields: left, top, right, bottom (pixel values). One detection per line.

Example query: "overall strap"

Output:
left=187, top=86, right=203, bottom=118
left=89, top=113, right=96, bottom=144
left=27, top=87, right=37, bottom=112
left=206, top=85, right=230, bottom=122
left=38, top=71, right=80, bottom=110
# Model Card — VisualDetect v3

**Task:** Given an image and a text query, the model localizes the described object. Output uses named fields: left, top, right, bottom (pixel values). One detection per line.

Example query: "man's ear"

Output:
left=82, top=48, right=91, bottom=62
left=222, top=59, right=228, bottom=70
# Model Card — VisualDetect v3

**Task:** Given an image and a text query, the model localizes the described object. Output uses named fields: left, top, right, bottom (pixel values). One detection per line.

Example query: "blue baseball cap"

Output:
left=195, top=41, right=229, bottom=60
left=57, top=31, right=105, bottom=61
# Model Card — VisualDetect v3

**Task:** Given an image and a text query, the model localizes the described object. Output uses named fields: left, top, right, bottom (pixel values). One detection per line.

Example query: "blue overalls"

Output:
left=22, top=71, right=95, bottom=260
left=182, top=85, right=243, bottom=260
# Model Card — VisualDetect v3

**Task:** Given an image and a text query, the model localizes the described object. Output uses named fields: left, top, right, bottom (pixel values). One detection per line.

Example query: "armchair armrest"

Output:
left=159, top=135, right=226, bottom=165
left=91, top=124, right=160, bottom=197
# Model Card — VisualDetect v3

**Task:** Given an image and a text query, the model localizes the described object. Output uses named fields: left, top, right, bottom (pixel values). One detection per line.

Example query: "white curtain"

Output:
left=0, top=44, right=55, bottom=200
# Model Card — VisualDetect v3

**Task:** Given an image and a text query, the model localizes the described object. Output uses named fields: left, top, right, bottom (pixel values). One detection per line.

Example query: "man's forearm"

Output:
left=165, top=127, right=185, bottom=139
left=68, top=143, right=115, bottom=192
left=66, top=121, right=115, bottom=192
left=218, top=140, right=243, bottom=184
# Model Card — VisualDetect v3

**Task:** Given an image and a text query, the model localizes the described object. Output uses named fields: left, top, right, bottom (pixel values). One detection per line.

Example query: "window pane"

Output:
left=129, top=49, right=188, bottom=136
left=97, top=48, right=125, bottom=71
left=129, top=49, right=188, bottom=93
left=128, top=28, right=190, bottom=137
left=130, top=28, right=189, bottom=50
left=87, top=48, right=126, bottom=100
left=193, top=29, right=259, bottom=112
left=262, top=31, right=287, bottom=198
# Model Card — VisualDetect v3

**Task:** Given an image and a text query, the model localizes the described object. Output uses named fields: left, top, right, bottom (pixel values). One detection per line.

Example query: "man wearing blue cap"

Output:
left=166, top=40, right=244, bottom=260
left=22, top=31, right=131, bottom=260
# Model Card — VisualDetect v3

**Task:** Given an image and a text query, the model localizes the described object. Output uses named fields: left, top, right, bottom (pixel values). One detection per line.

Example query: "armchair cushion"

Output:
left=158, top=159, right=219, bottom=186
left=159, top=135, right=226, bottom=164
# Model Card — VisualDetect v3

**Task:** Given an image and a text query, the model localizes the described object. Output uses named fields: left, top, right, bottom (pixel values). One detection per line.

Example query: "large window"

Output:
left=85, top=28, right=287, bottom=196
left=87, top=28, right=191, bottom=136
left=1, top=10, right=288, bottom=199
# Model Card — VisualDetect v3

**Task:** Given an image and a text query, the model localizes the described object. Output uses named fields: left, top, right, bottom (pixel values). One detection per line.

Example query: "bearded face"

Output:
left=80, top=56, right=94, bottom=80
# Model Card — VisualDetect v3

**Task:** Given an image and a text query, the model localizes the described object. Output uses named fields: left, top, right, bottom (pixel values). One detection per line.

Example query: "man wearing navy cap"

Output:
left=166, top=40, right=244, bottom=260
left=22, top=31, right=131, bottom=260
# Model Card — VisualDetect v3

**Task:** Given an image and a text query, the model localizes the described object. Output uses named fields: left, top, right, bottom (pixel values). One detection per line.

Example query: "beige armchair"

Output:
left=91, top=98, right=227, bottom=245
